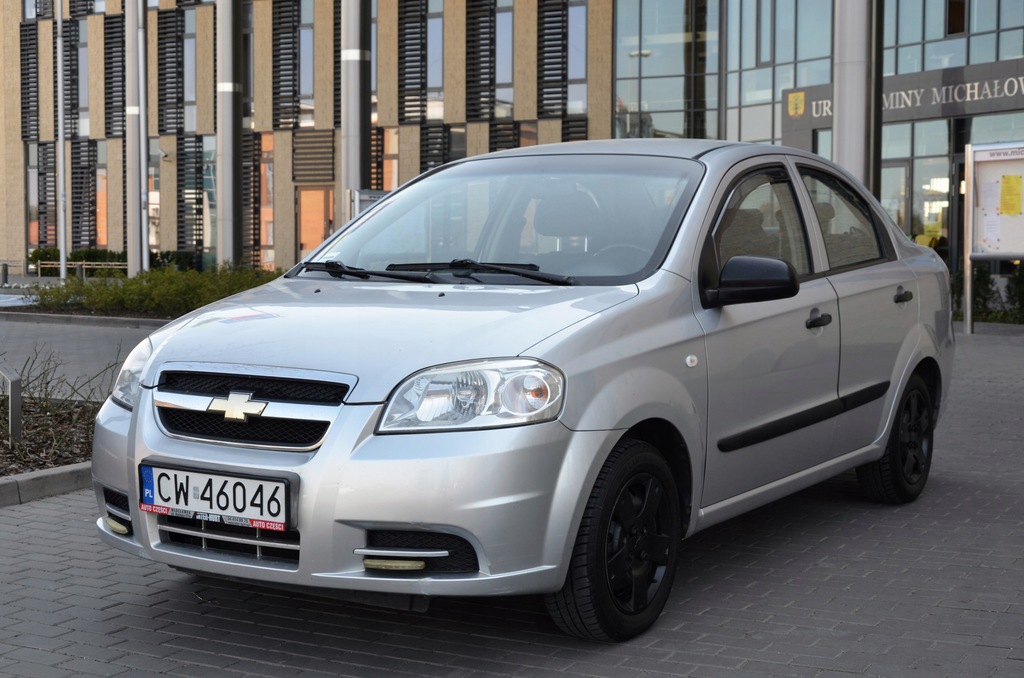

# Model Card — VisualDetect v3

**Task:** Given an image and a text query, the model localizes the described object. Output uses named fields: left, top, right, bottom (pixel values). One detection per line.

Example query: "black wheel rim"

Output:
left=898, top=389, right=932, bottom=485
left=605, top=472, right=673, bottom=614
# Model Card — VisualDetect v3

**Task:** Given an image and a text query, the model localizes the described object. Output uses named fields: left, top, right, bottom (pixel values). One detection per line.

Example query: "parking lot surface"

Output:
left=1, top=324, right=1021, bottom=677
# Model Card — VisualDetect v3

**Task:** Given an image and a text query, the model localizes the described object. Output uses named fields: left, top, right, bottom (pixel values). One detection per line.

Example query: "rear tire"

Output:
left=545, top=439, right=681, bottom=641
left=857, top=374, right=934, bottom=504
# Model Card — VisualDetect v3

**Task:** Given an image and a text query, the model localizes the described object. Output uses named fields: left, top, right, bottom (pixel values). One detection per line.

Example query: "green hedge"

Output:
left=31, top=265, right=281, bottom=318
left=952, top=261, right=1024, bottom=324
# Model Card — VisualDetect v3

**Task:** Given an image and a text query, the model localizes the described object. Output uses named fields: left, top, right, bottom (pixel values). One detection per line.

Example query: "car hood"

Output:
left=146, top=278, right=638, bottom=401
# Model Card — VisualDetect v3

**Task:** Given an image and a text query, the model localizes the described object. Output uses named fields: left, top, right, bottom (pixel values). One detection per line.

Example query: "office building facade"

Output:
left=1, top=0, right=1022, bottom=273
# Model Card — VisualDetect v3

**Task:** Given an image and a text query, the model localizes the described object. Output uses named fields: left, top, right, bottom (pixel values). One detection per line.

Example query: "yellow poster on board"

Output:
left=1000, top=175, right=1022, bottom=216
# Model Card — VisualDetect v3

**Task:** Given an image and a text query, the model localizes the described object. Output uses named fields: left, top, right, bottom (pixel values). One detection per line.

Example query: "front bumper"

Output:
left=92, top=395, right=614, bottom=597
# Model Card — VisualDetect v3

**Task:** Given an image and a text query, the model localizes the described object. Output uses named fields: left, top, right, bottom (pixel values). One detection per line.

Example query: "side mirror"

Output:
left=705, top=256, right=799, bottom=307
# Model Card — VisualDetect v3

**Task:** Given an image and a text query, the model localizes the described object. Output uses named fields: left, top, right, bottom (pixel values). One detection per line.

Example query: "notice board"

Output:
left=965, top=141, right=1024, bottom=259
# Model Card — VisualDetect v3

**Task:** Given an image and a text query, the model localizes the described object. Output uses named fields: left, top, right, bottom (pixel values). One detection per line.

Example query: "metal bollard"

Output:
left=76, top=262, right=85, bottom=281
left=1, top=361, right=22, bottom=445
left=1, top=262, right=7, bottom=285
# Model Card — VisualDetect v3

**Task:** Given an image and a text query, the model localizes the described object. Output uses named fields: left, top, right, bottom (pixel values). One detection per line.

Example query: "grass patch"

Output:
left=3, top=266, right=281, bottom=477
left=1, top=347, right=120, bottom=476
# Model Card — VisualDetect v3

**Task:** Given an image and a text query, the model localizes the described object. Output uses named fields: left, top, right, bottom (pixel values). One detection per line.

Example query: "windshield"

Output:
left=312, top=153, right=703, bottom=284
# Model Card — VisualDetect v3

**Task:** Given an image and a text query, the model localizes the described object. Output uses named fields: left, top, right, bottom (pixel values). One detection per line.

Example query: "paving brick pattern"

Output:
left=1, top=326, right=1022, bottom=677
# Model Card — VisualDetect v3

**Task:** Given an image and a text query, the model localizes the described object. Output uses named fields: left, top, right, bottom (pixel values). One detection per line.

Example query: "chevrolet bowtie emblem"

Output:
left=207, top=391, right=268, bottom=422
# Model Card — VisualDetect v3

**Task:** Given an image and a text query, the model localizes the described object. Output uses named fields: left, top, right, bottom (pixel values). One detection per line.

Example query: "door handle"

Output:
left=894, top=288, right=914, bottom=303
left=805, top=312, right=832, bottom=329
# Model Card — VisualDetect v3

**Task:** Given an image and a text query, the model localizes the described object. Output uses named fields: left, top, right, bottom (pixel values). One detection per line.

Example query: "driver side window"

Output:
left=708, top=166, right=812, bottom=283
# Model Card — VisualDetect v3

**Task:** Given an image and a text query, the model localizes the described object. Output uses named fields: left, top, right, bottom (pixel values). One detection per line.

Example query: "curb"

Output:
left=0, top=461, right=92, bottom=507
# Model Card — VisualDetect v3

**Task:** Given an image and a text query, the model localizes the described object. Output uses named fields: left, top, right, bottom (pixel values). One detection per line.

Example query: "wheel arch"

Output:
left=618, top=418, right=695, bottom=536
left=912, top=356, right=943, bottom=421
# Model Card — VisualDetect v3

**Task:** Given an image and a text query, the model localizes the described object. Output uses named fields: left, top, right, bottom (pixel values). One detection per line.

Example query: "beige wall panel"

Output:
left=444, top=0, right=466, bottom=124
left=398, top=126, right=420, bottom=185
left=159, top=0, right=176, bottom=9
left=107, top=138, right=124, bottom=253
left=466, top=122, right=489, bottom=157
left=88, top=15, right=106, bottom=140
left=108, top=0, right=123, bottom=14
left=538, top=118, right=561, bottom=145
left=147, top=10, right=158, bottom=135
left=273, top=130, right=297, bottom=267
left=253, top=0, right=273, bottom=132
left=0, top=1, right=26, bottom=263
left=377, top=0, right=398, bottom=128
left=39, top=21, right=55, bottom=142
left=587, top=0, right=613, bottom=139
left=315, top=0, right=334, bottom=129
left=196, top=5, right=216, bottom=135
left=514, top=0, right=537, bottom=121
left=158, top=136, right=177, bottom=253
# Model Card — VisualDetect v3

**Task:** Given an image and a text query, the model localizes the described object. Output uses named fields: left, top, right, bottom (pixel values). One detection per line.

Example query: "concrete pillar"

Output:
left=215, top=0, right=241, bottom=265
left=832, top=0, right=883, bottom=195
left=339, top=0, right=371, bottom=223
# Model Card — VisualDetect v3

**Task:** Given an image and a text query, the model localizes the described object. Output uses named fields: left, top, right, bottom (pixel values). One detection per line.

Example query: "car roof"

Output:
left=470, top=138, right=805, bottom=163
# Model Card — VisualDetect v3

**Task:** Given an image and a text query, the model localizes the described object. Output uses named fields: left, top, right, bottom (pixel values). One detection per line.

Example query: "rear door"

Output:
left=694, top=161, right=841, bottom=507
left=795, top=162, right=919, bottom=454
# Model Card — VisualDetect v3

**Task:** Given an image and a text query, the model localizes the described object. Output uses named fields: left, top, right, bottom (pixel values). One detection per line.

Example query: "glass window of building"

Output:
left=495, top=0, right=513, bottom=119
left=260, top=133, right=275, bottom=270
left=299, top=0, right=315, bottom=126
left=1001, top=28, right=1024, bottom=59
left=148, top=139, right=161, bottom=249
left=77, top=19, right=89, bottom=137
left=26, top=144, right=39, bottom=248
left=242, top=1, right=254, bottom=124
left=616, top=0, right=718, bottom=139
left=568, top=0, right=588, bottom=114
left=426, top=0, right=444, bottom=121
left=722, top=0, right=830, bottom=142
left=184, top=9, right=197, bottom=133
left=97, top=141, right=107, bottom=248
left=202, top=136, right=217, bottom=264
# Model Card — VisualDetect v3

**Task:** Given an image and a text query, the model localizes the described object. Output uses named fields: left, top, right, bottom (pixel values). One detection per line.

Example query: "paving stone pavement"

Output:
left=0, top=325, right=1022, bottom=677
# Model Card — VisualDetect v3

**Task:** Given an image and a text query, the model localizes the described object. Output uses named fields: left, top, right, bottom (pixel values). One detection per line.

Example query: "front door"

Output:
left=696, top=162, right=841, bottom=507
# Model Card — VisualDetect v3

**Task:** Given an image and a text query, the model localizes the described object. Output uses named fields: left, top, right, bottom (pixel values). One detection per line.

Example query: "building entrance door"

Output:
left=880, top=161, right=910, bottom=236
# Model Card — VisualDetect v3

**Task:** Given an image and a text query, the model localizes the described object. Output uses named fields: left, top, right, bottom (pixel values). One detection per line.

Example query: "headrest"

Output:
left=814, top=202, right=835, bottom=221
left=733, top=208, right=764, bottom=229
left=534, top=192, right=604, bottom=238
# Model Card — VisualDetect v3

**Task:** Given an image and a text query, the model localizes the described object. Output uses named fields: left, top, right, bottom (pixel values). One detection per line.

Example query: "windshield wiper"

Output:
left=300, top=260, right=435, bottom=283
left=387, top=259, right=576, bottom=286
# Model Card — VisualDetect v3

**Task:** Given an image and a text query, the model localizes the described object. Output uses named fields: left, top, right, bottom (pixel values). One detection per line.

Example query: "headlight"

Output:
left=379, top=359, right=564, bottom=433
left=111, top=338, right=154, bottom=410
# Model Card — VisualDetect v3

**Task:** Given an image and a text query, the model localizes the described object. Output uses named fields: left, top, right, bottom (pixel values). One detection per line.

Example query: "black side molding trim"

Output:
left=718, top=381, right=891, bottom=453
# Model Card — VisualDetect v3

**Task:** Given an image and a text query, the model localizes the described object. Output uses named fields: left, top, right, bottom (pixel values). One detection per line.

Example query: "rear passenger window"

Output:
left=799, top=168, right=884, bottom=270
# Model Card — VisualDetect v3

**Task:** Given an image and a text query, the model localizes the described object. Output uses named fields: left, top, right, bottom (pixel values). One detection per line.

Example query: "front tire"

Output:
left=857, top=373, right=934, bottom=504
left=545, top=439, right=681, bottom=641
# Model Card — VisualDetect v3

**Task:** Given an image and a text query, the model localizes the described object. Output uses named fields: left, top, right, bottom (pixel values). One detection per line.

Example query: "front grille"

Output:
left=154, top=369, right=348, bottom=449
left=160, top=371, right=348, bottom=405
left=159, top=409, right=329, bottom=448
left=367, top=530, right=480, bottom=573
left=159, top=515, right=300, bottom=567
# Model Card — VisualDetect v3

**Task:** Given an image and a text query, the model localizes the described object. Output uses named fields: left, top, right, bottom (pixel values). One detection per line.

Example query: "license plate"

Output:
left=139, top=465, right=289, bottom=532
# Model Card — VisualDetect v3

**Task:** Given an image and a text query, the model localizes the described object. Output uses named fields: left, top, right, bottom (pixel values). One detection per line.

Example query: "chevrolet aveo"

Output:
left=93, top=140, right=954, bottom=641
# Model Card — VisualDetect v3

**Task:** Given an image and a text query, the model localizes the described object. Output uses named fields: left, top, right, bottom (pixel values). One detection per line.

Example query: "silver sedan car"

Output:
left=93, top=140, right=954, bottom=641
